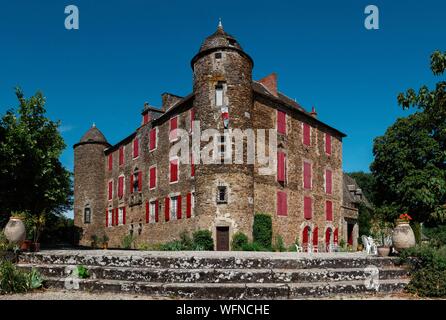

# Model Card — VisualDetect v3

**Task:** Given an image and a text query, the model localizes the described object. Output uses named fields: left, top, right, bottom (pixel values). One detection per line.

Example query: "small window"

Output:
left=170, top=196, right=178, bottom=220
left=219, top=135, right=226, bottom=156
left=228, top=38, right=236, bottom=46
left=215, top=52, right=222, bottom=59
left=150, top=201, right=157, bottom=223
left=217, top=186, right=228, bottom=204
left=216, top=83, right=224, bottom=107
left=84, top=207, right=91, bottom=224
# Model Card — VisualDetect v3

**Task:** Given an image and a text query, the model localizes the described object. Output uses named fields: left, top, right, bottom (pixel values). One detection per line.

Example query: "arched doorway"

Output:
left=302, top=226, right=311, bottom=252
left=325, top=228, right=332, bottom=252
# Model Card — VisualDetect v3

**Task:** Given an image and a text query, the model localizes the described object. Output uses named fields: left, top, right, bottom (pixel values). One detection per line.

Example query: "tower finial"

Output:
left=218, top=18, right=223, bottom=29
left=92, top=122, right=96, bottom=128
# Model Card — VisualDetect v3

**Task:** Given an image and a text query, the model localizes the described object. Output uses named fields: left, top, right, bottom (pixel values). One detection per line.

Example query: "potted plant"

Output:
left=90, top=234, right=99, bottom=249
left=392, top=213, right=416, bottom=252
left=28, top=214, right=45, bottom=252
left=101, top=234, right=109, bottom=250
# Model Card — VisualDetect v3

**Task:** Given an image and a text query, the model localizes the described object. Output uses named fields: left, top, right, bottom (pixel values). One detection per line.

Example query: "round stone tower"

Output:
left=73, top=125, right=110, bottom=246
left=191, top=21, right=255, bottom=250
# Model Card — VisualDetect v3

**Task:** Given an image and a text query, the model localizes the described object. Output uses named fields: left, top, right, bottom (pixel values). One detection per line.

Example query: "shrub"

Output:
left=160, top=240, right=185, bottom=251
left=423, top=224, right=446, bottom=248
left=273, top=235, right=286, bottom=252
left=74, top=265, right=90, bottom=279
left=400, top=245, right=446, bottom=297
left=192, top=230, right=214, bottom=251
left=28, top=268, right=43, bottom=289
left=0, top=261, right=43, bottom=294
left=241, top=242, right=264, bottom=251
left=179, top=231, right=193, bottom=250
left=122, top=233, right=136, bottom=249
left=231, top=232, right=249, bottom=251
left=253, top=213, right=272, bottom=250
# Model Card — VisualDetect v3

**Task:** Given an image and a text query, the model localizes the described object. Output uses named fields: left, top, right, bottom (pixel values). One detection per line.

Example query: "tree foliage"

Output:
left=0, top=88, right=72, bottom=229
left=371, top=51, right=446, bottom=223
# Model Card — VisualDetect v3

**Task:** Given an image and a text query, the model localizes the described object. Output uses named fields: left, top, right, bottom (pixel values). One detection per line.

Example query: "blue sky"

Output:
left=1, top=0, right=445, bottom=175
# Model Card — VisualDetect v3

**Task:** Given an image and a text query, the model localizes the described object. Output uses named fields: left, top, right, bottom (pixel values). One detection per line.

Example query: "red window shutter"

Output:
left=108, top=181, right=113, bottom=200
left=170, top=117, right=178, bottom=140
left=123, top=207, right=126, bottom=225
left=119, top=146, right=124, bottom=165
left=115, top=208, right=119, bottom=226
left=334, top=228, right=339, bottom=244
left=277, top=110, right=286, bottom=134
left=326, top=200, right=333, bottom=221
left=149, top=128, right=156, bottom=150
left=111, top=209, right=115, bottom=226
left=118, top=176, right=123, bottom=197
left=177, top=195, right=182, bottom=220
left=325, top=134, right=332, bottom=155
left=149, top=167, right=156, bottom=189
left=138, top=171, right=142, bottom=192
left=145, top=201, right=149, bottom=223
left=164, top=197, right=170, bottom=222
left=302, top=226, right=309, bottom=244
left=304, top=196, right=312, bottom=220
left=303, top=123, right=311, bottom=146
left=325, top=169, right=332, bottom=194
left=170, top=159, right=178, bottom=182
left=277, top=152, right=285, bottom=182
left=105, top=209, right=108, bottom=227
left=313, top=227, right=319, bottom=246
left=143, top=113, right=150, bottom=124
left=130, top=174, right=134, bottom=194
left=155, top=199, right=159, bottom=222
left=186, top=193, right=192, bottom=218
left=108, top=154, right=113, bottom=171
left=133, top=138, right=139, bottom=158
left=303, top=162, right=312, bottom=189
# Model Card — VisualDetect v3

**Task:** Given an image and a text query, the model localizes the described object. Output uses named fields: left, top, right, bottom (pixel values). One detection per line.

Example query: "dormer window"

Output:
left=227, top=38, right=236, bottom=46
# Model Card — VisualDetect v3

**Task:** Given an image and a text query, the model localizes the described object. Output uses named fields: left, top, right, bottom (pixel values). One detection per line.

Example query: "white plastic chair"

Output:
left=362, top=235, right=371, bottom=254
left=294, top=244, right=303, bottom=253
left=367, top=236, right=378, bottom=255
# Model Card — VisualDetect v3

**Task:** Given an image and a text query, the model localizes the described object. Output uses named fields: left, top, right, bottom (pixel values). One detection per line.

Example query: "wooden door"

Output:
left=216, top=227, right=229, bottom=251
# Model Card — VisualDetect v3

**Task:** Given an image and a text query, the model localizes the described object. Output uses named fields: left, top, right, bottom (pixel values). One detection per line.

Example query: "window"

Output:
left=149, top=128, right=157, bottom=151
left=118, top=175, right=124, bottom=198
left=131, top=169, right=142, bottom=193
left=304, top=196, right=312, bottom=220
left=190, top=153, right=195, bottom=178
left=108, top=180, right=113, bottom=200
left=107, top=208, right=113, bottom=227
left=216, top=83, right=224, bottom=107
left=277, top=191, right=287, bottom=216
left=219, top=135, right=226, bottom=157
left=170, top=196, right=181, bottom=220
left=108, top=154, right=113, bottom=171
left=325, top=133, right=332, bottom=155
left=277, top=110, right=286, bottom=135
left=118, top=207, right=126, bottom=225
left=84, top=207, right=91, bottom=224
left=119, top=146, right=124, bottom=166
left=170, top=158, right=178, bottom=183
left=146, top=200, right=158, bottom=223
left=326, top=200, right=333, bottom=221
left=277, top=151, right=286, bottom=183
left=149, top=166, right=157, bottom=189
left=217, top=186, right=228, bottom=204
left=133, top=137, right=139, bottom=159
left=303, top=161, right=312, bottom=190
left=170, top=116, right=178, bottom=141
left=303, top=123, right=311, bottom=146
left=325, top=169, right=333, bottom=195
left=215, top=52, right=222, bottom=59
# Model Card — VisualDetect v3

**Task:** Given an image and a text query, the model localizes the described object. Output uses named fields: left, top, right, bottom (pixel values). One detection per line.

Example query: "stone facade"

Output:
left=74, top=23, right=352, bottom=251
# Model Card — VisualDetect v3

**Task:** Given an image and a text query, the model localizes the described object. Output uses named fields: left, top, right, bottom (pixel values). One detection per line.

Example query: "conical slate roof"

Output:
left=198, top=21, right=243, bottom=53
left=79, top=125, right=108, bottom=143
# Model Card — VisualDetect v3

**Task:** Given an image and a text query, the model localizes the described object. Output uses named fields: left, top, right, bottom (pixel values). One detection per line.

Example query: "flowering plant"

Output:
left=398, top=213, right=412, bottom=222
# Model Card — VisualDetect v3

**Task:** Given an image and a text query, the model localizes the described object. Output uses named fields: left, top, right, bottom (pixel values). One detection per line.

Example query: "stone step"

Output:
left=18, top=264, right=409, bottom=284
left=19, top=251, right=401, bottom=270
left=41, top=277, right=409, bottom=299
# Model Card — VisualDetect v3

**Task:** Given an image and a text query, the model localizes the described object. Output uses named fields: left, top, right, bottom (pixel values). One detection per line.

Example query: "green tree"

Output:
left=0, top=88, right=72, bottom=234
left=371, top=51, right=446, bottom=223
left=347, top=171, right=376, bottom=205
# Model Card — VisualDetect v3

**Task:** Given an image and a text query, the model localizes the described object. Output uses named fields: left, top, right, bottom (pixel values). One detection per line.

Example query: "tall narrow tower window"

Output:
left=216, top=83, right=224, bottom=107
left=84, top=206, right=91, bottom=224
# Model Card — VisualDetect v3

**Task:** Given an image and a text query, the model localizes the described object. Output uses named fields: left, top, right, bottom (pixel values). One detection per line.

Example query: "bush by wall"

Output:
left=0, top=260, right=43, bottom=295
left=192, top=230, right=214, bottom=251
left=253, top=213, right=272, bottom=250
left=231, top=232, right=249, bottom=251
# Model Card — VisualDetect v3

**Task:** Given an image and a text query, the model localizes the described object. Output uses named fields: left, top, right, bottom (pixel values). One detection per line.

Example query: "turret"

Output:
left=73, top=124, right=110, bottom=246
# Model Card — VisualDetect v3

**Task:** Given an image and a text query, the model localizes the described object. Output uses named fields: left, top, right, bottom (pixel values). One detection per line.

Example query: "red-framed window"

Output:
left=149, top=128, right=157, bottom=151
left=108, top=181, right=113, bottom=200
left=303, top=123, right=311, bottom=146
left=149, top=166, right=157, bottom=189
left=170, top=116, right=178, bottom=141
left=170, top=159, right=178, bottom=183
left=302, top=226, right=310, bottom=246
left=277, top=151, right=286, bottom=183
left=303, top=161, right=312, bottom=190
left=304, top=196, right=312, bottom=220
left=118, top=176, right=124, bottom=198
left=325, top=169, right=332, bottom=194
left=277, top=110, right=286, bottom=135
left=326, top=200, right=333, bottom=221
left=133, top=137, right=139, bottom=159
left=108, top=154, right=113, bottom=171
left=325, top=133, right=332, bottom=155
left=119, top=146, right=124, bottom=166
left=277, top=191, right=288, bottom=216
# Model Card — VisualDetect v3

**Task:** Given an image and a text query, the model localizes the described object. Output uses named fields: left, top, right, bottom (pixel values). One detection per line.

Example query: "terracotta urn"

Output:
left=4, top=216, right=26, bottom=245
left=377, top=246, right=390, bottom=257
left=392, top=221, right=416, bottom=251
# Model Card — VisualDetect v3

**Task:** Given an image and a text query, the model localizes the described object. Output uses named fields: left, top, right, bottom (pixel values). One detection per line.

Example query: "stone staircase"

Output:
left=18, top=250, right=410, bottom=299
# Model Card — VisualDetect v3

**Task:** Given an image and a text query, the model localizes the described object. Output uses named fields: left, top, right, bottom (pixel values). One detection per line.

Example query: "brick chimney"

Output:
left=259, top=73, right=278, bottom=97
left=161, top=93, right=183, bottom=111
left=310, top=106, right=317, bottom=118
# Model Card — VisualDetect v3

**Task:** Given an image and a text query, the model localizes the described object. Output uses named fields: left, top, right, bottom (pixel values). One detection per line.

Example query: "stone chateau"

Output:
left=74, top=23, right=360, bottom=251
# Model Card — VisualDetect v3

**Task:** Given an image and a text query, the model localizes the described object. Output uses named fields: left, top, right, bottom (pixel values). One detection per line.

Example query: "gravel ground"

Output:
left=0, top=289, right=434, bottom=300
